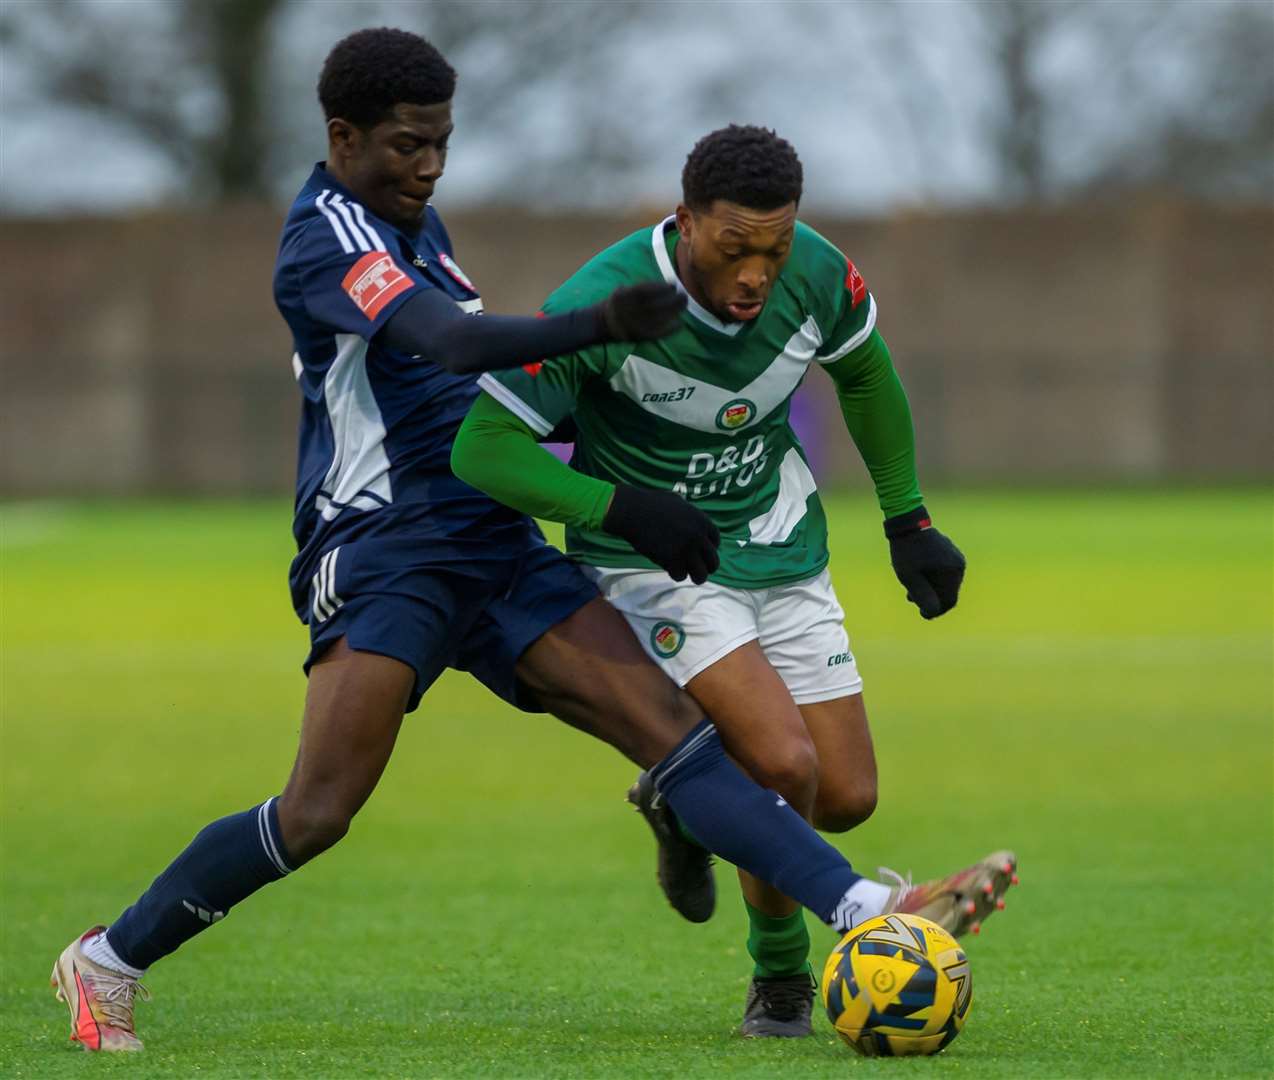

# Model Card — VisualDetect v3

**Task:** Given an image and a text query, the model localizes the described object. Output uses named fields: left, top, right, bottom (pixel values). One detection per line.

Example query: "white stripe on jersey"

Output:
left=745, top=448, right=818, bottom=546
left=315, top=190, right=355, bottom=254
left=317, top=333, right=393, bottom=522
left=349, top=200, right=387, bottom=251
left=328, top=194, right=371, bottom=253
left=477, top=373, right=554, bottom=436
left=816, top=295, right=878, bottom=365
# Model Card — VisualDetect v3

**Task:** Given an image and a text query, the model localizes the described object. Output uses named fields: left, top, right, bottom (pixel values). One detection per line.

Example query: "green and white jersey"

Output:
left=479, top=215, right=877, bottom=589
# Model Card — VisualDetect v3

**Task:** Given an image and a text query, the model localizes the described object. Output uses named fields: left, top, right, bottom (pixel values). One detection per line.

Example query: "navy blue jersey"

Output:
left=274, top=164, right=527, bottom=621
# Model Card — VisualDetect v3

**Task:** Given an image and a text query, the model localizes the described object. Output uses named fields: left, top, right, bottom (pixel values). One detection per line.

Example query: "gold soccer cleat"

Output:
left=880, top=851, right=1018, bottom=938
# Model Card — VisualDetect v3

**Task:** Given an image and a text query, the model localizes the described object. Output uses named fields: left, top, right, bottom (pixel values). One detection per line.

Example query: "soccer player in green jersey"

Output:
left=452, top=126, right=1013, bottom=1037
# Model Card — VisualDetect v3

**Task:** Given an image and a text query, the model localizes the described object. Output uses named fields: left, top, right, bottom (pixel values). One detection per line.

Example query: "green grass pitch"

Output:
left=2, top=489, right=1271, bottom=1078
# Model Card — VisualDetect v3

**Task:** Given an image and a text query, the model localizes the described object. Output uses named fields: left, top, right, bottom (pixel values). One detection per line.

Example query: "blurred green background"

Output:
left=3, top=491, right=1270, bottom=1077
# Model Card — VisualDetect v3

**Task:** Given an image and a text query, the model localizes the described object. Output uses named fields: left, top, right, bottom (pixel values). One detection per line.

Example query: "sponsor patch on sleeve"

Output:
left=845, top=260, right=868, bottom=310
left=342, top=252, right=414, bottom=320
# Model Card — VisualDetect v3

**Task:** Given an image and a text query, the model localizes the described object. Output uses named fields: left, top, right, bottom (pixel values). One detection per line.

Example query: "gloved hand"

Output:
left=598, top=282, right=687, bottom=342
left=603, top=484, right=720, bottom=584
left=883, top=505, right=966, bottom=619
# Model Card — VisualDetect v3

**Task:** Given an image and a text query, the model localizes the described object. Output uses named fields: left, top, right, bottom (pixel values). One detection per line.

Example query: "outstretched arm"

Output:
left=379, top=282, right=685, bottom=376
left=451, top=393, right=721, bottom=584
left=823, top=328, right=922, bottom=518
left=451, top=392, right=614, bottom=526
left=825, top=330, right=965, bottom=619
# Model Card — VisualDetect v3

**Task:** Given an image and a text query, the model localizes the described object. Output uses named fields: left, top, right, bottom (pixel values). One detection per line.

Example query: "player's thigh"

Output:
left=515, top=596, right=700, bottom=768
left=684, top=640, right=818, bottom=809
left=283, top=541, right=490, bottom=846
left=279, top=636, right=416, bottom=858
left=582, top=567, right=817, bottom=792
left=517, top=598, right=703, bottom=769
left=757, top=569, right=872, bottom=828
left=463, top=541, right=700, bottom=767
left=799, top=692, right=878, bottom=833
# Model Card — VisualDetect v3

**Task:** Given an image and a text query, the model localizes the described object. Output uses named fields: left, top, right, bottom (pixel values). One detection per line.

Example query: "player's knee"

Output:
left=750, top=739, right=820, bottom=809
left=813, top=781, right=878, bottom=834
left=278, top=794, right=354, bottom=864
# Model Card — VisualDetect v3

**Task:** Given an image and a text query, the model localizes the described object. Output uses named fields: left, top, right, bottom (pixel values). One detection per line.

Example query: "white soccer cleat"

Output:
left=50, top=927, right=150, bottom=1051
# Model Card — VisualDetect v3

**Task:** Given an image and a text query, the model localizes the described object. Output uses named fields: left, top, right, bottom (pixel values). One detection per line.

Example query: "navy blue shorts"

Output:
left=301, top=527, right=598, bottom=713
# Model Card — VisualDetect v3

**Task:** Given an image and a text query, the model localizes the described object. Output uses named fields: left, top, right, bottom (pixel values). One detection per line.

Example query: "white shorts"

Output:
left=585, top=566, right=863, bottom=705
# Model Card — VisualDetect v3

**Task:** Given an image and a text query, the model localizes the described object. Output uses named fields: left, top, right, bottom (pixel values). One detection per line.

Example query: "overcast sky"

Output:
left=0, top=0, right=1266, bottom=215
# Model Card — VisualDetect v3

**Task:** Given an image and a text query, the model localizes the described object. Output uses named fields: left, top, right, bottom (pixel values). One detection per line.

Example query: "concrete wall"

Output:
left=2, top=201, right=1270, bottom=495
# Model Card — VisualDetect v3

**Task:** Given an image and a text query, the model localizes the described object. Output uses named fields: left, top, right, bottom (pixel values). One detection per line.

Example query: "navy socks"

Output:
left=103, top=722, right=874, bottom=972
left=106, top=797, right=293, bottom=969
left=649, top=721, right=867, bottom=933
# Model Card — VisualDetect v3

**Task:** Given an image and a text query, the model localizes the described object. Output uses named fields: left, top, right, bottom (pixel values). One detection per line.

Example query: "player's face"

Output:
left=674, top=201, right=797, bottom=323
left=326, top=101, right=453, bottom=233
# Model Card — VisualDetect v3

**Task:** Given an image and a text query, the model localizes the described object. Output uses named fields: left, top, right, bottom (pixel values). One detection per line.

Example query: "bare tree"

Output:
left=5, top=0, right=285, bottom=201
left=970, top=0, right=1273, bottom=203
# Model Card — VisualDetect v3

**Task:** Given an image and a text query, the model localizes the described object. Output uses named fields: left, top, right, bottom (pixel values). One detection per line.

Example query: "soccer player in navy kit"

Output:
left=50, top=29, right=1007, bottom=1052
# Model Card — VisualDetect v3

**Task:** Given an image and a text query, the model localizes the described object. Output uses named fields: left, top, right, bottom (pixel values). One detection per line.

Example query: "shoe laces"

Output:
left=84, top=969, right=151, bottom=1032
left=878, top=865, right=914, bottom=908
left=754, top=975, right=814, bottom=1022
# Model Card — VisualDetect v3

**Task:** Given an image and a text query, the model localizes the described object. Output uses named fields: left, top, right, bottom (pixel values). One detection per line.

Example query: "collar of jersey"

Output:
left=306, top=162, right=427, bottom=248
left=651, top=215, right=744, bottom=338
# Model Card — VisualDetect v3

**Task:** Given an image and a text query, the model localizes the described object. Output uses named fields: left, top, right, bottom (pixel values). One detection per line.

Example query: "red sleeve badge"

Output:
left=844, top=260, right=868, bottom=311
left=342, top=252, right=414, bottom=320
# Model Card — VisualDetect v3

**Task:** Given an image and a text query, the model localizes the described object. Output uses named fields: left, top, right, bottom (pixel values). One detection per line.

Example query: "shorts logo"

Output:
left=438, top=252, right=477, bottom=291
left=342, top=253, right=413, bottom=319
left=715, top=398, right=756, bottom=432
left=650, top=620, right=686, bottom=658
left=827, top=651, right=854, bottom=667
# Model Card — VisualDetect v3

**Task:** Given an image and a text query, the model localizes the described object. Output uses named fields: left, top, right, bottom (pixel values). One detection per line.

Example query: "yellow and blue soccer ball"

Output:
left=821, top=912, right=972, bottom=1056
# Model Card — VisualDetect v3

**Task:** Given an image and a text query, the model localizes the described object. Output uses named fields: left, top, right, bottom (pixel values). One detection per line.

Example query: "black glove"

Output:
left=884, top=505, right=966, bottom=619
left=598, top=282, right=687, bottom=342
left=603, top=484, right=720, bottom=584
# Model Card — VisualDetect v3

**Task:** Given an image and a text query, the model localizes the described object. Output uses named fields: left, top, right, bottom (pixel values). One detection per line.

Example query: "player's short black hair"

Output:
left=681, top=125, right=803, bottom=212
left=318, top=28, right=456, bottom=128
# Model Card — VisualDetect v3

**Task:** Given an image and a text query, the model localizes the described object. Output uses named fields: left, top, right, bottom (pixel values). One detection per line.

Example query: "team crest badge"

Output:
left=650, top=621, right=686, bottom=658
left=438, top=252, right=477, bottom=292
left=715, top=398, right=756, bottom=432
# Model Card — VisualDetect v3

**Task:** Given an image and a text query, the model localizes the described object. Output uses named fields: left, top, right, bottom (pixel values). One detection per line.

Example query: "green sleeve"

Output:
left=451, top=391, right=615, bottom=529
left=822, top=329, right=924, bottom=518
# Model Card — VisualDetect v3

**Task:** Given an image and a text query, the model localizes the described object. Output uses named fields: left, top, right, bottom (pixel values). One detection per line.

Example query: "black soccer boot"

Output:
left=738, top=970, right=817, bottom=1038
left=626, top=770, right=715, bottom=923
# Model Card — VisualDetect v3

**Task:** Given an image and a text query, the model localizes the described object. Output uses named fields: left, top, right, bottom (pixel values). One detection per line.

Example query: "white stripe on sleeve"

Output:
left=475, top=373, right=556, bottom=437
left=351, top=202, right=387, bottom=251
left=328, top=194, right=371, bottom=253
left=315, top=191, right=355, bottom=254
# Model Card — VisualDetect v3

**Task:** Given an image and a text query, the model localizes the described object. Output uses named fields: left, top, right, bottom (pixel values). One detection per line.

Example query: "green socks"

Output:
left=745, top=898, right=812, bottom=980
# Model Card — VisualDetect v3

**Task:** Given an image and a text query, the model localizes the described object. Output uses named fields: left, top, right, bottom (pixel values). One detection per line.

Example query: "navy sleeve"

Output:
left=293, top=218, right=430, bottom=339
left=378, top=289, right=610, bottom=376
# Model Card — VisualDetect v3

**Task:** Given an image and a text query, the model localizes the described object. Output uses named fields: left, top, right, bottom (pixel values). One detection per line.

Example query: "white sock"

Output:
left=82, top=930, right=146, bottom=978
left=830, top=878, right=894, bottom=934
